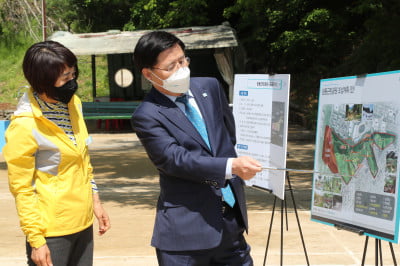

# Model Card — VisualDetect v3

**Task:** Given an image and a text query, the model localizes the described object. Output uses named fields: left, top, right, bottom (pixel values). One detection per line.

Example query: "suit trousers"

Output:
left=156, top=204, right=253, bottom=266
left=26, top=225, right=93, bottom=266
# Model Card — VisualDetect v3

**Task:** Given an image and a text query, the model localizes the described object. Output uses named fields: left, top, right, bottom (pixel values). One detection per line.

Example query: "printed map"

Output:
left=312, top=71, right=400, bottom=243
left=314, top=103, right=399, bottom=222
left=319, top=103, right=398, bottom=184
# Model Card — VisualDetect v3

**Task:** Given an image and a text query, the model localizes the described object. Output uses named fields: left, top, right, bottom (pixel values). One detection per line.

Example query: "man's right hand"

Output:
left=232, top=156, right=262, bottom=180
left=31, top=244, right=53, bottom=266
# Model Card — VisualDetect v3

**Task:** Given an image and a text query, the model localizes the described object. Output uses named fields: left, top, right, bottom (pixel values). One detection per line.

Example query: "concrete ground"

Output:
left=1, top=125, right=399, bottom=265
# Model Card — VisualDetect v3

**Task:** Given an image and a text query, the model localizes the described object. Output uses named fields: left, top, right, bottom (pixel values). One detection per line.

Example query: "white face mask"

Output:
left=149, top=67, right=190, bottom=94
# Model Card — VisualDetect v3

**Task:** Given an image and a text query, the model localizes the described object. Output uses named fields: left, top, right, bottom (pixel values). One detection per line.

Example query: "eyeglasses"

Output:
left=152, top=56, right=190, bottom=73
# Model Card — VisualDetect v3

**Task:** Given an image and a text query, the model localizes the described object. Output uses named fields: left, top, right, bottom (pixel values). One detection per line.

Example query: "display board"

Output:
left=233, top=74, right=290, bottom=199
left=311, top=70, right=400, bottom=243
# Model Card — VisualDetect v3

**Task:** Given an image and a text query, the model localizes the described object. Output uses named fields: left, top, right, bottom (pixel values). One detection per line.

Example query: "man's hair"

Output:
left=23, top=40, right=79, bottom=98
left=133, top=31, right=185, bottom=71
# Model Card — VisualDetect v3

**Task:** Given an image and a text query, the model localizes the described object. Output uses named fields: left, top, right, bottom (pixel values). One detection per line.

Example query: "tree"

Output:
left=46, top=0, right=79, bottom=32
left=0, top=0, right=71, bottom=43
left=0, top=0, right=134, bottom=40
left=337, top=0, right=400, bottom=74
left=1, top=0, right=42, bottom=42
left=62, top=0, right=133, bottom=33
left=1, top=0, right=399, bottom=128
left=124, top=0, right=230, bottom=30
left=223, top=0, right=385, bottom=127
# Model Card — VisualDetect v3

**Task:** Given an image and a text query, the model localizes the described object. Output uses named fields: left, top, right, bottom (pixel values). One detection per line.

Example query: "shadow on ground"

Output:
left=0, top=161, right=6, bottom=170
left=90, top=144, right=159, bottom=209
left=90, top=129, right=316, bottom=212
left=1, top=125, right=316, bottom=212
left=245, top=138, right=315, bottom=211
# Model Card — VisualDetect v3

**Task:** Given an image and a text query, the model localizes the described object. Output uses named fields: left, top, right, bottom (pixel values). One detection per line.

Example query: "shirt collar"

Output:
left=162, top=90, right=194, bottom=103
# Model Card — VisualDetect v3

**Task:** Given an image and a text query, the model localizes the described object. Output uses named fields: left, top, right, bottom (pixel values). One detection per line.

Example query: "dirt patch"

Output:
left=0, top=103, right=16, bottom=120
left=0, top=103, right=15, bottom=110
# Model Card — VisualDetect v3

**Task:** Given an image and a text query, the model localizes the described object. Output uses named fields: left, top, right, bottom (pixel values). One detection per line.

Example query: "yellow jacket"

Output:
left=3, top=89, right=94, bottom=248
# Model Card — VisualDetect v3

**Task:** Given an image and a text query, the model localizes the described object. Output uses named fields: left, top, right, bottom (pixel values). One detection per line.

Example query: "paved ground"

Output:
left=1, top=125, right=399, bottom=265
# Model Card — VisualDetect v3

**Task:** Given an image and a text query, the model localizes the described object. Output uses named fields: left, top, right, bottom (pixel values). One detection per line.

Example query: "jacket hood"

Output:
left=13, top=92, right=34, bottom=117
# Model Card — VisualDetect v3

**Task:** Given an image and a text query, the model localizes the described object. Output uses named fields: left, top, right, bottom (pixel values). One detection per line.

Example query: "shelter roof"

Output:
left=49, top=23, right=238, bottom=56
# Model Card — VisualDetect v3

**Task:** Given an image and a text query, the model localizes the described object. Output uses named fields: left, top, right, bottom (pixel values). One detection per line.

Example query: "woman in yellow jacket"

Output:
left=3, top=41, right=110, bottom=266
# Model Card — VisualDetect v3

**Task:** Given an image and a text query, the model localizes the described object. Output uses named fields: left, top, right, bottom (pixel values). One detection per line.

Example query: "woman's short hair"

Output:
left=133, top=31, right=185, bottom=71
left=23, top=41, right=79, bottom=99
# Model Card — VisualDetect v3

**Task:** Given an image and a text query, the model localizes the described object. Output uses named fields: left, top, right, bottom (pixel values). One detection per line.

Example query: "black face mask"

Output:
left=53, top=79, right=78, bottom=104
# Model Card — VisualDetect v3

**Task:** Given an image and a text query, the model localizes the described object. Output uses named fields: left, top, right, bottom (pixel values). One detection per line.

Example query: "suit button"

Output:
left=221, top=202, right=231, bottom=215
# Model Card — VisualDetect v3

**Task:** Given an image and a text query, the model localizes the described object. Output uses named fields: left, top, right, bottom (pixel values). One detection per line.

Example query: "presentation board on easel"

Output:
left=311, top=70, right=400, bottom=243
left=232, top=74, right=290, bottom=199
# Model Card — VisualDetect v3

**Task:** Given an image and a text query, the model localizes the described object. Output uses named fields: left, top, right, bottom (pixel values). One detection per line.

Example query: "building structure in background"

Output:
left=49, top=23, right=240, bottom=103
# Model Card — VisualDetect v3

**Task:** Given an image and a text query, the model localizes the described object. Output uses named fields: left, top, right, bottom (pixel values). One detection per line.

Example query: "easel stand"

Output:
left=263, top=171, right=310, bottom=266
left=361, top=236, right=397, bottom=266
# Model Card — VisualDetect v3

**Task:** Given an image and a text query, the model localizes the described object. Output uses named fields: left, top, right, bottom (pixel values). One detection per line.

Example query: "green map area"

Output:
left=328, top=129, right=396, bottom=184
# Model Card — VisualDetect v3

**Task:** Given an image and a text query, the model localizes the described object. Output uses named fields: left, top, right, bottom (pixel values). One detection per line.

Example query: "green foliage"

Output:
left=1, top=0, right=400, bottom=130
left=223, top=0, right=399, bottom=128
left=45, top=0, right=133, bottom=33
left=0, top=1, right=112, bottom=106
left=66, top=0, right=132, bottom=32
left=337, top=1, right=400, bottom=74
left=0, top=37, right=109, bottom=105
left=46, top=0, right=80, bottom=32
left=124, top=0, right=229, bottom=30
left=76, top=55, right=110, bottom=102
left=0, top=37, right=31, bottom=105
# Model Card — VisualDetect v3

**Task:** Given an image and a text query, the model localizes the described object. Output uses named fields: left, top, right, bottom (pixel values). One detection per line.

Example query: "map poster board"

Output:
left=233, top=74, right=290, bottom=199
left=311, top=70, right=400, bottom=243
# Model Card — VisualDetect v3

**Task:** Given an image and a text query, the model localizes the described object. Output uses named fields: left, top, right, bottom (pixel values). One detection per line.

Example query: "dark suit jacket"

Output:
left=131, top=77, right=248, bottom=251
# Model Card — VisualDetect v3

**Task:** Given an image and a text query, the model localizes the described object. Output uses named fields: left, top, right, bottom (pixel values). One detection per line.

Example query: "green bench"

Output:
left=82, top=101, right=141, bottom=120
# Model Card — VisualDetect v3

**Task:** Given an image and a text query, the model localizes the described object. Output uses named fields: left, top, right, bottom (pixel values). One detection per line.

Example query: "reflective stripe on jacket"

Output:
left=3, top=89, right=94, bottom=248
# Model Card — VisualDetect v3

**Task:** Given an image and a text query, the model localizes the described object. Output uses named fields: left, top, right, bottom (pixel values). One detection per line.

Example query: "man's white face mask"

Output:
left=149, top=67, right=190, bottom=94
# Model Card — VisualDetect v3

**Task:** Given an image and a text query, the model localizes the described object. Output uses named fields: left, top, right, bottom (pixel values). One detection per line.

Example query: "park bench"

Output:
left=82, top=101, right=141, bottom=130
left=82, top=101, right=141, bottom=120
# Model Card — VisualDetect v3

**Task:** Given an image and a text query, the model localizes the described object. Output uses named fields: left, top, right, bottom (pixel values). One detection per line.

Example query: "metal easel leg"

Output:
left=378, top=239, right=383, bottom=266
left=389, top=242, right=398, bottom=266
left=280, top=198, right=284, bottom=266
left=284, top=192, right=288, bottom=231
left=361, top=236, right=397, bottom=266
left=263, top=196, right=277, bottom=266
left=362, top=236, right=369, bottom=266
left=286, top=171, right=310, bottom=265
left=262, top=171, right=310, bottom=265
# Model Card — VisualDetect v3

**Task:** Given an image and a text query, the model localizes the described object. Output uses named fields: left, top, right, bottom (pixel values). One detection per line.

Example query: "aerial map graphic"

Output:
left=323, top=125, right=396, bottom=184
left=314, top=102, right=399, bottom=224
left=319, top=103, right=398, bottom=185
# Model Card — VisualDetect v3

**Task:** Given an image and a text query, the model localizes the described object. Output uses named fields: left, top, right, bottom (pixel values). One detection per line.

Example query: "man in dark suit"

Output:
left=131, top=31, right=262, bottom=266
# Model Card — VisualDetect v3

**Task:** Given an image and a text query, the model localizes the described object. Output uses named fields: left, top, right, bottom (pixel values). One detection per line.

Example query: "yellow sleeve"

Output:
left=3, top=118, right=46, bottom=248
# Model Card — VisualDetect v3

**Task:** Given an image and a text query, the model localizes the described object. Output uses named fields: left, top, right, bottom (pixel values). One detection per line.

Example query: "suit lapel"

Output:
left=150, top=88, right=211, bottom=152
left=191, top=87, right=216, bottom=154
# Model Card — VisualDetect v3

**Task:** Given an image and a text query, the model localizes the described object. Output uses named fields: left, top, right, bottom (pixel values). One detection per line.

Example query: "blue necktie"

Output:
left=176, top=95, right=210, bottom=149
left=176, top=95, right=236, bottom=208
left=221, top=183, right=236, bottom=207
